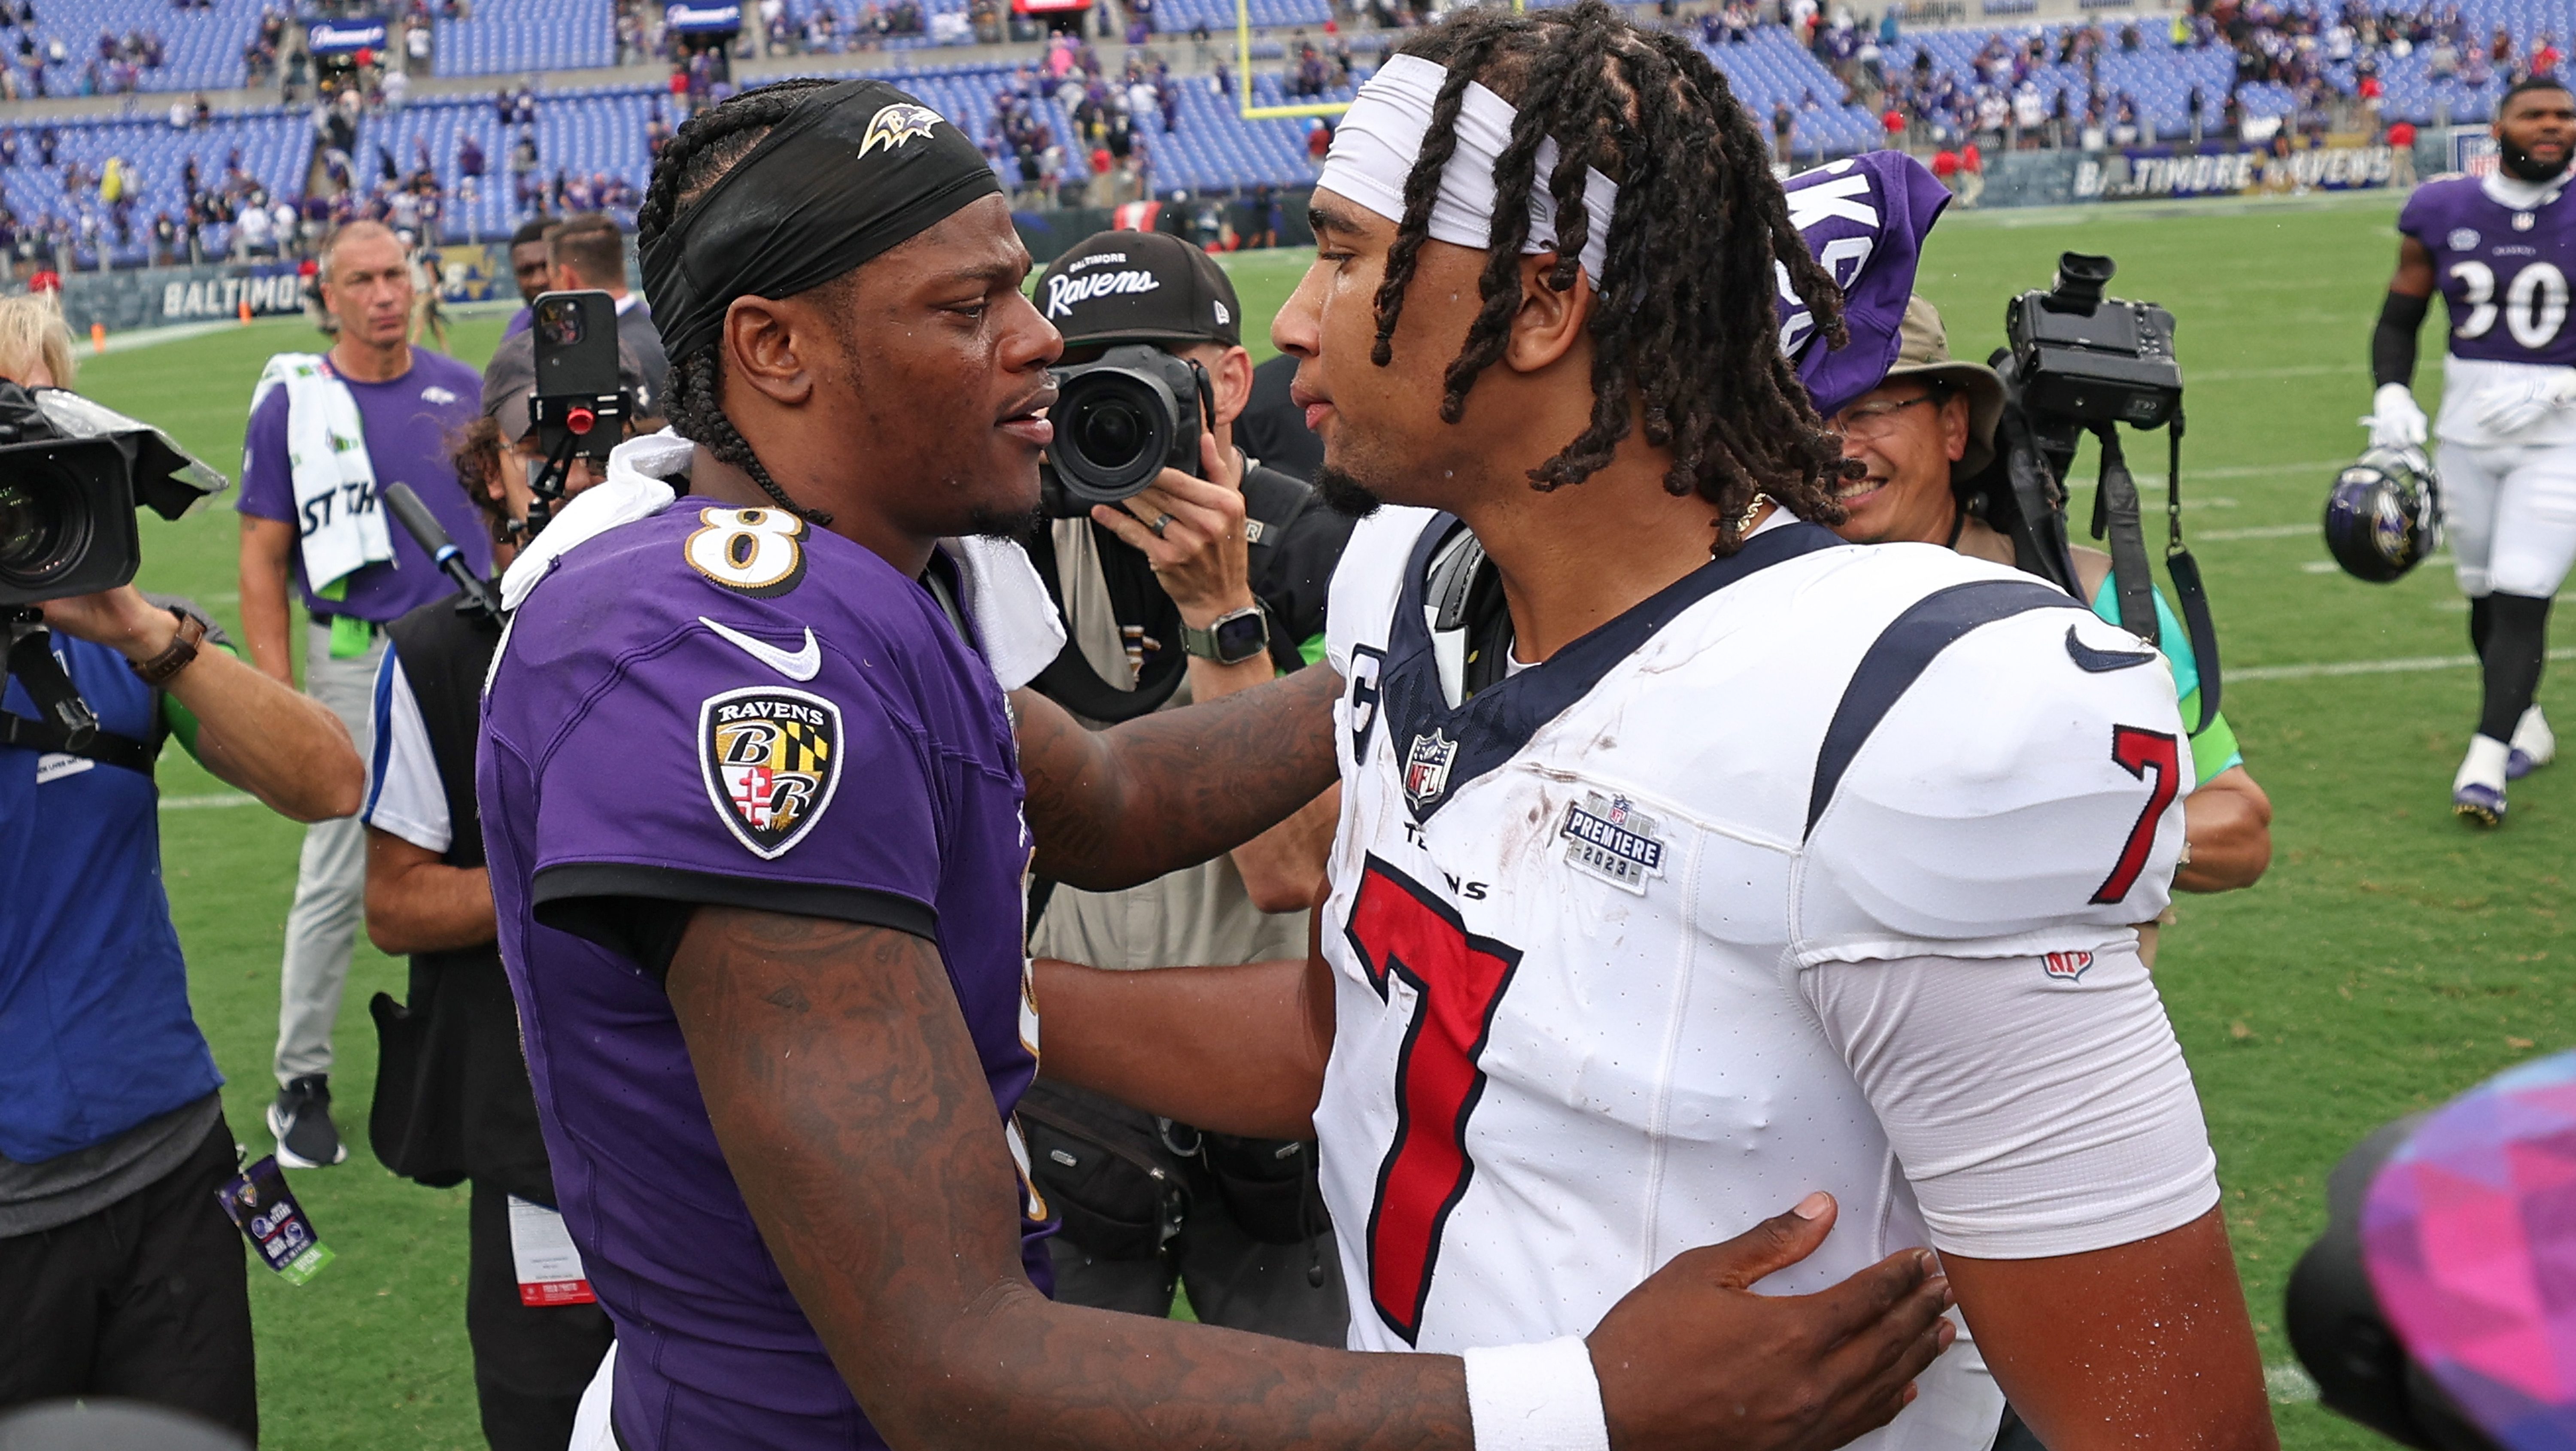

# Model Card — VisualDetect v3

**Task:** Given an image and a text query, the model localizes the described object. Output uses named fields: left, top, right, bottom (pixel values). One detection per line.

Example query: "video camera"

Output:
left=1969, top=251, right=2221, bottom=731
left=0, top=384, right=225, bottom=607
left=1039, top=343, right=1216, bottom=519
left=0, top=381, right=225, bottom=750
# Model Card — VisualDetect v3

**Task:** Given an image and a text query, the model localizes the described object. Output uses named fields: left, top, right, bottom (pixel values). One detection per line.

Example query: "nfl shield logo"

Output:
left=699, top=685, right=845, bottom=859
left=1403, top=729, right=1458, bottom=811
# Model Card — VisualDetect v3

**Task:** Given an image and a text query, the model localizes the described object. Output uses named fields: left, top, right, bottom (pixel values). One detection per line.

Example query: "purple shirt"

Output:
left=479, top=508, right=1049, bottom=1450
left=1778, top=149, right=1953, bottom=417
left=234, top=350, right=490, bottom=622
left=2399, top=176, right=2576, bottom=367
left=503, top=305, right=532, bottom=337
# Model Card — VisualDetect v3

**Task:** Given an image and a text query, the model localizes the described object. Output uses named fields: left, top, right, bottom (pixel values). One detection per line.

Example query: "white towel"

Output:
left=501, top=429, right=1067, bottom=692
left=249, top=353, right=393, bottom=597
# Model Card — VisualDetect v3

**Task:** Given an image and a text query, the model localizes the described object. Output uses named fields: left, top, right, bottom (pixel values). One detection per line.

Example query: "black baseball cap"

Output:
left=1036, top=230, right=1242, bottom=350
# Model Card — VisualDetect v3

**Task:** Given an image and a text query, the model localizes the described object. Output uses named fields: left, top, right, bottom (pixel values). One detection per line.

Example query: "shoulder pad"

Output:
left=1794, top=601, right=2187, bottom=965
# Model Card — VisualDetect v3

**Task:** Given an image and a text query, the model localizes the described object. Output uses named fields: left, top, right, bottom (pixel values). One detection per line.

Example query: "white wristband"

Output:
left=1463, top=1337, right=1612, bottom=1451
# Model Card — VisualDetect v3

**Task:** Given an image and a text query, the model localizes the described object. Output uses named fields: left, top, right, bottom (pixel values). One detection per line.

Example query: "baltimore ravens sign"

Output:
left=699, top=686, right=844, bottom=859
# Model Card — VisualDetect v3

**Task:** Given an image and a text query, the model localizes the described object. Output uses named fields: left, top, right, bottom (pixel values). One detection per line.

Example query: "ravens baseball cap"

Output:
left=480, top=328, right=651, bottom=443
left=1036, top=229, right=1242, bottom=350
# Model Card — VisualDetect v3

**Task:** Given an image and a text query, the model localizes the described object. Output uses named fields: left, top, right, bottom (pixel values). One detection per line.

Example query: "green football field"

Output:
left=85, top=190, right=2559, bottom=1449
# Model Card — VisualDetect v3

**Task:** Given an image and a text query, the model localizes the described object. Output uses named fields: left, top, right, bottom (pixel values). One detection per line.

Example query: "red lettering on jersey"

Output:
left=2092, top=726, right=2181, bottom=904
left=1342, top=856, right=1524, bottom=1345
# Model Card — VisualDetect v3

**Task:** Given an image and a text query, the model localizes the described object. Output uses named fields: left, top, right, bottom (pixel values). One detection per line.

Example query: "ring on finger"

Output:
left=1148, top=513, right=1175, bottom=537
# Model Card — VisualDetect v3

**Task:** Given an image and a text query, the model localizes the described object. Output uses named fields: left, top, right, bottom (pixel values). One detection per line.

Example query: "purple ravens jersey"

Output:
left=2399, top=176, right=2576, bottom=367
left=479, top=504, right=1047, bottom=1450
left=1778, top=149, right=1953, bottom=416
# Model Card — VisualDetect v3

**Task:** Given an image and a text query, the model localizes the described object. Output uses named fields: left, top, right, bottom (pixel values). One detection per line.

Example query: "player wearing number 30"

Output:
left=2372, top=76, right=2576, bottom=823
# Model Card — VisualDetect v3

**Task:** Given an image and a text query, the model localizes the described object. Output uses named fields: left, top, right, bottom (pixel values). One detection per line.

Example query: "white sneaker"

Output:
left=2509, top=706, right=2557, bottom=780
left=2456, top=735, right=2512, bottom=826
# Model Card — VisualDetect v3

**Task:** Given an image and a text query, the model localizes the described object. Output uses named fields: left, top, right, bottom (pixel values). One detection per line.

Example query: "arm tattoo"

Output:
left=666, top=907, right=1471, bottom=1450
left=1019, top=663, right=1344, bottom=891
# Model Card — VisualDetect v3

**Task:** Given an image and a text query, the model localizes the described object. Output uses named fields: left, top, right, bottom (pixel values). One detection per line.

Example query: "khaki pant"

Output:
left=273, top=621, right=383, bottom=1085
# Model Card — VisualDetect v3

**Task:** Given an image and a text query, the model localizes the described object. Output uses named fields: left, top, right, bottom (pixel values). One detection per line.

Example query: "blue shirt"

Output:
left=0, top=631, right=222, bottom=1163
left=480, top=507, right=1048, bottom=1448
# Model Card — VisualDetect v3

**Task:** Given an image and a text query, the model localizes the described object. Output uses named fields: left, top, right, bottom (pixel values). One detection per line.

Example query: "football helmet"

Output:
left=2324, top=446, right=2443, bottom=583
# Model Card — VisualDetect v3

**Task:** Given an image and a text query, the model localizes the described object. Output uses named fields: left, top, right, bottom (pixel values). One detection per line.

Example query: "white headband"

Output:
left=1315, top=52, right=1619, bottom=285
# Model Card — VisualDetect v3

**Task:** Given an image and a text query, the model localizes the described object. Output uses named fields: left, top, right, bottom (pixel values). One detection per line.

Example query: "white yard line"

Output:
left=2233, top=646, right=2576, bottom=682
left=159, top=791, right=258, bottom=810
left=2266, top=1361, right=2321, bottom=1405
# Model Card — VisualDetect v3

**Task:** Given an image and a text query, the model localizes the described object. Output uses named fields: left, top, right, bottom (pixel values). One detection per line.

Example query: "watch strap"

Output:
left=1181, top=604, right=1270, bottom=665
left=132, top=608, right=206, bottom=687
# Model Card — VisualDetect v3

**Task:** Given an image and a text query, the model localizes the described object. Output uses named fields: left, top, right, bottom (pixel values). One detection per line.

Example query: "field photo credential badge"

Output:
left=215, top=1154, right=335, bottom=1286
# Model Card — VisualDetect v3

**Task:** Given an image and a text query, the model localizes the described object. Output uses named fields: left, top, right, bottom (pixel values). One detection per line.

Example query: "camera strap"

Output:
left=0, top=709, right=155, bottom=776
left=2088, top=426, right=2160, bottom=647
left=2163, top=416, right=2222, bottom=735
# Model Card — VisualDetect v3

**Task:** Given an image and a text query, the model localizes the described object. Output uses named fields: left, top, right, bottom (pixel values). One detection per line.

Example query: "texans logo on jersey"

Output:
left=699, top=686, right=844, bottom=859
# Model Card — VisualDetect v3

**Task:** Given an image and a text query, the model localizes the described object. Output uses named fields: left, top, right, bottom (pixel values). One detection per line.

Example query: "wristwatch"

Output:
left=1181, top=604, right=1271, bottom=666
left=130, top=608, right=206, bottom=687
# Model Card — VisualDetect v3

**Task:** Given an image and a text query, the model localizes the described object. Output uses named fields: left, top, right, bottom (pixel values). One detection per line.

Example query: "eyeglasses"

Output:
left=1834, top=391, right=1942, bottom=442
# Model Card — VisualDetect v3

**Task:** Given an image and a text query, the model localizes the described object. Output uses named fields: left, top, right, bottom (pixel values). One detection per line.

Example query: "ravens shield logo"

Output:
left=698, top=686, right=844, bottom=858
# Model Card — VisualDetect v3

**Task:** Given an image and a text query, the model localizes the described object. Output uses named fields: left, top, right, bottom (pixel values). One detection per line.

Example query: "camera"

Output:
left=1973, top=252, right=2222, bottom=730
left=2002, top=252, right=2183, bottom=439
left=1, top=382, right=224, bottom=751
left=1040, top=343, right=1216, bottom=517
left=0, top=383, right=225, bottom=607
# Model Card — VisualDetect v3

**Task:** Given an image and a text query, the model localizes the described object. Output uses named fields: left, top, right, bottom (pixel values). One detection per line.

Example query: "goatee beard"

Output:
left=967, top=503, right=1043, bottom=540
left=2501, top=138, right=2572, bottom=183
left=1314, top=464, right=1385, bottom=519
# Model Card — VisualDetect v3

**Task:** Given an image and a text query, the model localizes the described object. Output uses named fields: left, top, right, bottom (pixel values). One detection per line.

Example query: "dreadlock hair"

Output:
left=1364, top=0, right=1852, bottom=549
left=634, top=77, right=842, bottom=526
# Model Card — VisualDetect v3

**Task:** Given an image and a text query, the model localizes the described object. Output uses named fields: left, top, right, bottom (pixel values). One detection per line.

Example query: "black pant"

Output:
left=1045, top=1195, right=1349, bottom=1348
left=0, top=1118, right=257, bottom=1441
left=466, top=1179, right=613, bottom=1451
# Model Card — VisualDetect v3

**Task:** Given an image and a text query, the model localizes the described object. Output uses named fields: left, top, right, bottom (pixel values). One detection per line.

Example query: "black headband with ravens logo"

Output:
left=641, top=78, right=1002, bottom=363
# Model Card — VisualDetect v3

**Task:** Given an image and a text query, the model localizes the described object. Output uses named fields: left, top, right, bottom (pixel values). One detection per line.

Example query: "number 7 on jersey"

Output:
left=1342, top=857, right=1524, bottom=1345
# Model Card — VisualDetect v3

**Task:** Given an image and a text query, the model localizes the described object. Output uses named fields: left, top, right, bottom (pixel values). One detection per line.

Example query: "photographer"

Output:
left=543, top=212, right=669, bottom=412
left=235, top=219, right=486, bottom=1171
left=0, top=294, right=365, bottom=1439
left=361, top=330, right=647, bottom=1451
left=1018, top=230, right=1350, bottom=1343
left=1825, top=295, right=2273, bottom=935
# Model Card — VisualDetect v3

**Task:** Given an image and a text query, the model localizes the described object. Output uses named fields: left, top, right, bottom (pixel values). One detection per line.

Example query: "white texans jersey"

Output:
left=1315, top=510, right=2197, bottom=1451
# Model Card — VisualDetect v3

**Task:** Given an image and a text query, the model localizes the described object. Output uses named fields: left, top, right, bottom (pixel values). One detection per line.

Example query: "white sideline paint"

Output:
left=2233, top=647, right=2576, bottom=682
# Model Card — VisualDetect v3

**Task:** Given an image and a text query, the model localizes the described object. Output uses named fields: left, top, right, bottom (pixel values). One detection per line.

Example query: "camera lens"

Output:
left=1075, top=398, right=1145, bottom=466
left=1051, top=373, right=1174, bottom=501
left=0, top=472, right=85, bottom=591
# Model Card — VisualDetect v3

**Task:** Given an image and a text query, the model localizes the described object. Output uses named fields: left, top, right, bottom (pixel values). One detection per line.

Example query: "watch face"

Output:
left=1214, top=610, right=1268, bottom=660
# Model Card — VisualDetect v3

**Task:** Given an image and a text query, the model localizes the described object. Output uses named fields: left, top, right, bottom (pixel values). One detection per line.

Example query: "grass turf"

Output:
left=89, top=195, right=2560, bottom=1448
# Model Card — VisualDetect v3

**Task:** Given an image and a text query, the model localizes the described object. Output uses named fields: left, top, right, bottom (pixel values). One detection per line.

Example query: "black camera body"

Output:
left=2002, top=252, right=2183, bottom=443
left=0, top=384, right=224, bottom=607
left=1975, top=251, right=2220, bottom=729
left=1040, top=343, right=1215, bottom=517
left=0, top=382, right=225, bottom=751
